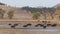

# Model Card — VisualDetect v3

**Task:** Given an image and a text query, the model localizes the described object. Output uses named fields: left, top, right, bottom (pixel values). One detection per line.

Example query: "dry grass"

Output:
left=0, top=29, right=60, bottom=34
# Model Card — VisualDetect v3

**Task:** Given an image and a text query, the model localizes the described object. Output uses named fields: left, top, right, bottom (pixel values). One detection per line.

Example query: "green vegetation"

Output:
left=7, top=10, right=14, bottom=19
left=0, top=9, right=5, bottom=19
left=42, top=11, right=46, bottom=20
left=32, top=12, right=40, bottom=20
left=51, top=14, right=54, bottom=19
left=0, top=9, right=14, bottom=19
left=22, top=6, right=40, bottom=13
left=22, top=6, right=55, bottom=13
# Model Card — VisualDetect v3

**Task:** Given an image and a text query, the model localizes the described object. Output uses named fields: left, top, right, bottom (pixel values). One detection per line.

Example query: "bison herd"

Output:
left=8, top=21, right=58, bottom=29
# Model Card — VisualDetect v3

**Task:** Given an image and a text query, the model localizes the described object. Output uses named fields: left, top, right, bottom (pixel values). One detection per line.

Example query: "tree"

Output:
left=42, top=12, right=46, bottom=20
left=47, top=12, right=54, bottom=20
left=7, top=10, right=14, bottom=19
left=32, top=12, right=40, bottom=20
left=0, top=9, right=5, bottom=19
left=50, top=13, right=54, bottom=19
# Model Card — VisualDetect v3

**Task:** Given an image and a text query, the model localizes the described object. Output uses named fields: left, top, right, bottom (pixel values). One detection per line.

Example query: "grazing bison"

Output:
left=23, top=24, right=32, bottom=27
left=14, top=24, right=18, bottom=26
left=11, top=25, right=15, bottom=28
left=8, top=23, right=12, bottom=25
left=35, top=24, right=43, bottom=27
left=51, top=24, right=57, bottom=27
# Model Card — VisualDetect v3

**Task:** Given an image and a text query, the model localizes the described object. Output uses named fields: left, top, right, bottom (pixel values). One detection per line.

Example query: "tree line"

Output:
left=21, top=6, right=56, bottom=13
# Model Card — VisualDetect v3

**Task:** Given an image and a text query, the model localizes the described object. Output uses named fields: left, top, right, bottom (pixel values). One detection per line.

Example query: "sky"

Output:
left=0, top=0, right=60, bottom=7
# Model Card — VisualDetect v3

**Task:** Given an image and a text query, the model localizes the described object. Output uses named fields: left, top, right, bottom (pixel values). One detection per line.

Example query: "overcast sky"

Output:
left=0, top=0, right=60, bottom=7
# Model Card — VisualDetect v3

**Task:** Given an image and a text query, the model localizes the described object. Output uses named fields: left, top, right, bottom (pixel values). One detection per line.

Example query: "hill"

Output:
left=0, top=3, right=60, bottom=20
left=0, top=3, right=32, bottom=20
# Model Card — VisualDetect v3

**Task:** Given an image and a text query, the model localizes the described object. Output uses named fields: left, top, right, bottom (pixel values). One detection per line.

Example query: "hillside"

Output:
left=0, top=3, right=60, bottom=20
left=0, top=3, right=32, bottom=20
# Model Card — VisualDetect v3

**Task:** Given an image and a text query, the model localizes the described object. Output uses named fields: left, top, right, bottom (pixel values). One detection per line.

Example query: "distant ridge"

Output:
left=22, top=6, right=56, bottom=14
left=53, top=4, right=60, bottom=8
left=0, top=2, right=5, bottom=5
